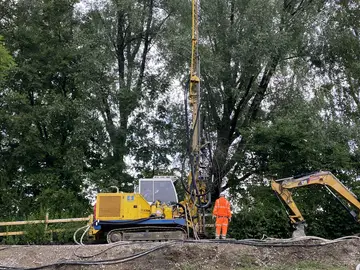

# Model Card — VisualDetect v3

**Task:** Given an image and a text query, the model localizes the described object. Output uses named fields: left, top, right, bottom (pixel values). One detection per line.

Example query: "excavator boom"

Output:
left=271, top=171, right=360, bottom=237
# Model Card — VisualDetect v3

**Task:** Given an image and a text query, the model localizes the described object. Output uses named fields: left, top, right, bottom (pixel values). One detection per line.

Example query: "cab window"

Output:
left=139, top=179, right=177, bottom=203
left=140, top=180, right=153, bottom=202
left=154, top=180, right=177, bottom=203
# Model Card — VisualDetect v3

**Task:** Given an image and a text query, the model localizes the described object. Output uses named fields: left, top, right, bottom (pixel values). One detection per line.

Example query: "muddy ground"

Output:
left=0, top=239, right=360, bottom=270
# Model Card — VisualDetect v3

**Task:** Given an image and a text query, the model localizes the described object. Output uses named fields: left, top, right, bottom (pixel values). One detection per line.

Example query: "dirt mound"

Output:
left=0, top=239, right=359, bottom=270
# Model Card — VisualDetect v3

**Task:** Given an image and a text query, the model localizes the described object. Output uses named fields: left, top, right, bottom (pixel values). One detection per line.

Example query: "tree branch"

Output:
left=135, top=0, right=153, bottom=93
left=228, top=75, right=255, bottom=142
left=222, top=171, right=253, bottom=191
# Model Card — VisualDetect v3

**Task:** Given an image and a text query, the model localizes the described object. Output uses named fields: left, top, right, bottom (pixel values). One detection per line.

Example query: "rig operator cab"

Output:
left=137, top=176, right=179, bottom=204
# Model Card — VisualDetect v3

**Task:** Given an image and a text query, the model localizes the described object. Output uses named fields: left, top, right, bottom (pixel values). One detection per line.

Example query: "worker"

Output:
left=212, top=192, right=232, bottom=240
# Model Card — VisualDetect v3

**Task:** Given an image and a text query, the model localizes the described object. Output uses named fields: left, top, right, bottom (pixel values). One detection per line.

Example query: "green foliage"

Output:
left=0, top=36, right=15, bottom=82
left=75, top=0, right=175, bottom=187
left=228, top=185, right=292, bottom=239
left=0, top=0, right=100, bottom=219
left=128, top=102, right=188, bottom=176
left=247, top=97, right=354, bottom=178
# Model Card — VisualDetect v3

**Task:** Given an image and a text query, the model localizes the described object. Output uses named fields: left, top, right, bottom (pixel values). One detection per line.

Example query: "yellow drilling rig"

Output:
left=87, top=0, right=212, bottom=243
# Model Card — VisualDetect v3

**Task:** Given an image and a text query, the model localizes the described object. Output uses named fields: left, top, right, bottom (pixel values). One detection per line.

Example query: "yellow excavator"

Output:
left=271, top=171, right=360, bottom=237
left=87, top=0, right=211, bottom=243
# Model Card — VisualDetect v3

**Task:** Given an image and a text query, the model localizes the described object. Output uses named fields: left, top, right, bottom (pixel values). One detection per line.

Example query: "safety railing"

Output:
left=0, top=213, right=91, bottom=237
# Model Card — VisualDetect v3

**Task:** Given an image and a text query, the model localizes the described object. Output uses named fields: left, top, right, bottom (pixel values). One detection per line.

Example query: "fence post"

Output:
left=45, top=212, right=52, bottom=242
left=45, top=212, right=49, bottom=231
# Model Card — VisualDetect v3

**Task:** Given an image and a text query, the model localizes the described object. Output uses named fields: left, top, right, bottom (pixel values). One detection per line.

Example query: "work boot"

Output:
left=221, top=235, right=226, bottom=240
left=215, top=235, right=219, bottom=240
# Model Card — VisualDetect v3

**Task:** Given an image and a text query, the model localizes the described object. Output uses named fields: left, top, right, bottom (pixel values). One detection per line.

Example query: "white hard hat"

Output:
left=220, top=192, right=226, bottom=197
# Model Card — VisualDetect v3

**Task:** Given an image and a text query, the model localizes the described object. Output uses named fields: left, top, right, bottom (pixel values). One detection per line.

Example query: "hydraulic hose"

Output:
left=73, top=225, right=90, bottom=246
left=182, top=80, right=212, bottom=200
left=175, top=203, right=186, bottom=214
left=80, top=225, right=90, bottom=246
left=181, top=234, right=360, bottom=246
left=74, top=241, right=154, bottom=259
left=195, top=192, right=211, bottom=208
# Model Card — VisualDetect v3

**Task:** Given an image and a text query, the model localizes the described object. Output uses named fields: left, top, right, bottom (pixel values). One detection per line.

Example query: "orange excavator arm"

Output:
left=271, top=171, right=360, bottom=236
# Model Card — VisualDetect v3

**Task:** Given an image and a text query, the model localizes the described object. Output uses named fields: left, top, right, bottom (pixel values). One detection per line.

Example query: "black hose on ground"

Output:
left=181, top=239, right=332, bottom=247
left=0, top=243, right=173, bottom=270
left=74, top=241, right=144, bottom=259
left=1, top=236, right=360, bottom=270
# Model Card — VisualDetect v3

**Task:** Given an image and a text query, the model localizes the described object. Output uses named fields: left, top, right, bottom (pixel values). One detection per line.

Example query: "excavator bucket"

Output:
left=292, top=222, right=306, bottom=238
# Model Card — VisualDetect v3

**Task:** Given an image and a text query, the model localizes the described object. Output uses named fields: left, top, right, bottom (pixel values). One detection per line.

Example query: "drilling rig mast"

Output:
left=184, top=0, right=211, bottom=237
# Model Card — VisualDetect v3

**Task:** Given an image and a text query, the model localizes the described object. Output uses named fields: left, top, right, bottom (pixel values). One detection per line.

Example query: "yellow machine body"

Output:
left=94, top=192, right=176, bottom=221
left=95, top=193, right=151, bottom=221
left=90, top=185, right=188, bottom=242
left=163, top=204, right=173, bottom=219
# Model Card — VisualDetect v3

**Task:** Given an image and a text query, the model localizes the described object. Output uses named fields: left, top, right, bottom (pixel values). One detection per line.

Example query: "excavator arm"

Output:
left=271, top=171, right=360, bottom=237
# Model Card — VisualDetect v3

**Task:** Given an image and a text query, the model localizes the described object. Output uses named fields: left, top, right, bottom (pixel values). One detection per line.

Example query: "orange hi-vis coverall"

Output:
left=212, top=197, right=232, bottom=239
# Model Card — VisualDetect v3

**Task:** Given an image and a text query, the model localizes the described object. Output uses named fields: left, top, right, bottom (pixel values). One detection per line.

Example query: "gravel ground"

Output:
left=0, top=239, right=359, bottom=270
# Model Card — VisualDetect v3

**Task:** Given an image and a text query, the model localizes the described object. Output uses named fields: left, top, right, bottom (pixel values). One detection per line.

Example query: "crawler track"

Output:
left=106, top=226, right=187, bottom=243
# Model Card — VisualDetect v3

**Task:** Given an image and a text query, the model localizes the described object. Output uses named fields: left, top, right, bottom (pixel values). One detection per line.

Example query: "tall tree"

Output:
left=0, top=0, right=104, bottom=217
left=162, top=0, right=330, bottom=196
left=78, top=0, right=174, bottom=187
left=311, top=0, right=360, bottom=176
